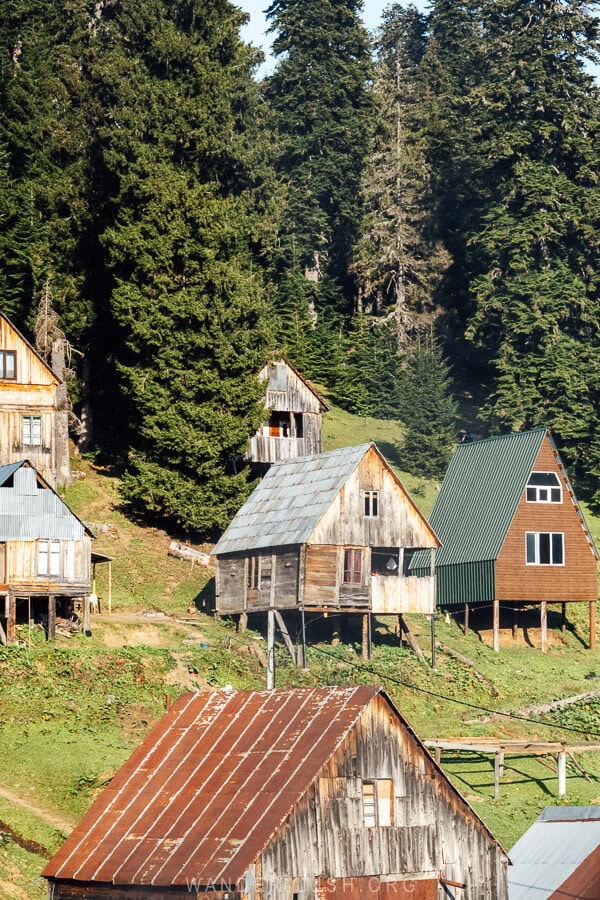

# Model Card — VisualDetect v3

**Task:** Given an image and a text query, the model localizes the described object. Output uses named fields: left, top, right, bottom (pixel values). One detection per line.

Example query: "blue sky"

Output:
left=236, top=0, right=431, bottom=75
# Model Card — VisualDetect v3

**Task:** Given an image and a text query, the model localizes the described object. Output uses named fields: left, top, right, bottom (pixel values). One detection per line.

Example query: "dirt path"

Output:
left=0, top=788, right=74, bottom=834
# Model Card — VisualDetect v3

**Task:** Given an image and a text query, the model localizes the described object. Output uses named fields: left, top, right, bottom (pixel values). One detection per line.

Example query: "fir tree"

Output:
left=397, top=339, right=457, bottom=477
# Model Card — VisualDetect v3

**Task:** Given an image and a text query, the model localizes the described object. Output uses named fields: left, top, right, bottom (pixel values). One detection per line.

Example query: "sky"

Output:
left=236, top=0, right=430, bottom=76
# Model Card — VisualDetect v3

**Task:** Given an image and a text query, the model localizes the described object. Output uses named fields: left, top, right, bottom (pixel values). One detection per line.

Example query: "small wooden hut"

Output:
left=0, top=460, right=92, bottom=643
left=213, top=443, right=439, bottom=657
left=43, top=686, right=509, bottom=898
left=248, top=359, right=329, bottom=467
left=0, top=310, right=70, bottom=488
left=411, top=428, right=599, bottom=651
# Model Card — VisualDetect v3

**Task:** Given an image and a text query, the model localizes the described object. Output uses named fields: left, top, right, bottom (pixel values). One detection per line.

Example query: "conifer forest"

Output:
left=1, top=0, right=600, bottom=535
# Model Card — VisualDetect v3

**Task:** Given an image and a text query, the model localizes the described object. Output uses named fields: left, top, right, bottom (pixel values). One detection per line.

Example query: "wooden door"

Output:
left=316, top=879, right=438, bottom=898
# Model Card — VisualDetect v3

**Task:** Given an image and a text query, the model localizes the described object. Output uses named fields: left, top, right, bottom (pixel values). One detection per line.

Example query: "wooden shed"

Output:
left=249, top=360, right=330, bottom=467
left=213, top=443, right=439, bottom=654
left=0, top=460, right=93, bottom=644
left=411, top=429, right=598, bottom=651
left=43, top=686, right=509, bottom=899
left=0, top=310, right=70, bottom=488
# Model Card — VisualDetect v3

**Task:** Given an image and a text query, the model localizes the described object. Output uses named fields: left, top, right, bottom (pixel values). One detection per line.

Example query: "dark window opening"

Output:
left=364, top=490, right=379, bottom=517
left=343, top=549, right=362, bottom=585
left=0, top=350, right=16, bottom=380
left=527, top=472, right=561, bottom=503
left=371, top=547, right=399, bottom=577
left=268, top=411, right=303, bottom=438
left=402, top=548, right=418, bottom=576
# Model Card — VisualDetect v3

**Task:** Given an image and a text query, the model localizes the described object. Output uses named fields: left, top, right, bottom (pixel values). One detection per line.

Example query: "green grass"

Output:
left=1, top=402, right=600, bottom=895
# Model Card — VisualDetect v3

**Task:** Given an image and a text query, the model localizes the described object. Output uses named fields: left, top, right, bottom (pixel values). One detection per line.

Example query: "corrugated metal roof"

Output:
left=508, top=807, right=600, bottom=899
left=0, top=310, right=60, bottom=385
left=43, top=686, right=381, bottom=886
left=213, top=443, right=373, bottom=555
left=412, top=429, right=547, bottom=570
left=0, top=461, right=91, bottom=540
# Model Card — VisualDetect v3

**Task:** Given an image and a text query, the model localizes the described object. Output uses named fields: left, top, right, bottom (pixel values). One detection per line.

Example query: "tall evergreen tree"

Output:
left=264, top=0, right=374, bottom=315
left=89, top=0, right=270, bottom=534
left=352, top=4, right=450, bottom=344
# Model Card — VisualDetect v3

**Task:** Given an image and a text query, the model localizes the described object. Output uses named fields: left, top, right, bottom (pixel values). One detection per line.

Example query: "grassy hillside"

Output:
left=1, top=404, right=600, bottom=895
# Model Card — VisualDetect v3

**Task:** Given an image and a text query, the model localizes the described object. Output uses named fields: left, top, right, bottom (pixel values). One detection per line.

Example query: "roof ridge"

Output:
left=268, top=441, right=373, bottom=469
left=458, top=427, right=547, bottom=449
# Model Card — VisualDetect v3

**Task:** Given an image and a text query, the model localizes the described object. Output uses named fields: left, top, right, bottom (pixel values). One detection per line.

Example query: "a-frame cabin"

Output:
left=412, top=429, right=598, bottom=651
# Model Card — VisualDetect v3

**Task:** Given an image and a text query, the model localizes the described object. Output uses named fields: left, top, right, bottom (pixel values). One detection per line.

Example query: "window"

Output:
left=364, top=490, right=379, bottom=517
left=23, top=415, right=42, bottom=446
left=526, top=472, right=562, bottom=503
left=362, top=779, right=394, bottom=827
left=0, top=350, right=16, bottom=380
left=38, top=540, right=61, bottom=576
left=371, top=547, right=399, bottom=577
left=246, top=555, right=260, bottom=590
left=343, top=549, right=362, bottom=585
left=402, top=548, right=417, bottom=577
left=526, top=532, right=564, bottom=565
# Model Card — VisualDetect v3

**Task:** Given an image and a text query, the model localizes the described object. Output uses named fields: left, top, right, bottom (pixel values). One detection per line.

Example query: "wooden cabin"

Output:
left=0, top=460, right=92, bottom=644
left=411, top=428, right=599, bottom=652
left=0, top=310, right=70, bottom=487
left=508, top=807, right=600, bottom=899
left=248, top=360, right=329, bottom=467
left=213, top=444, right=439, bottom=650
left=43, top=686, right=509, bottom=898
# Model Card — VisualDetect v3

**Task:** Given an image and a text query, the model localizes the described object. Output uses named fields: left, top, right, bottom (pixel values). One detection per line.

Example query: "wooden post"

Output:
left=7, top=594, right=15, bottom=645
left=267, top=609, right=275, bottom=689
left=237, top=612, right=248, bottom=634
left=561, top=602, right=567, bottom=633
left=494, top=751, right=504, bottom=800
left=83, top=596, right=91, bottom=634
left=108, top=560, right=112, bottom=616
left=590, top=601, right=596, bottom=651
left=430, top=614, right=436, bottom=669
left=91, top=562, right=97, bottom=597
left=435, top=747, right=441, bottom=765
left=397, top=614, right=403, bottom=648
left=558, top=749, right=567, bottom=797
left=331, top=613, right=341, bottom=646
left=493, top=600, right=500, bottom=653
left=300, top=608, right=307, bottom=669
left=464, top=603, right=469, bottom=637
left=47, top=595, right=56, bottom=641
left=362, top=614, right=369, bottom=661
left=399, top=615, right=425, bottom=661
left=541, top=601, right=547, bottom=653
left=512, top=605, right=518, bottom=640
left=274, top=610, right=296, bottom=665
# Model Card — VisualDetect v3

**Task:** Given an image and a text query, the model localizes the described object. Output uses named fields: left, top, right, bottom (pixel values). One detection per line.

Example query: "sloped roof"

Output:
left=43, top=686, right=503, bottom=888
left=0, top=460, right=93, bottom=540
left=508, top=807, right=600, bottom=899
left=0, top=310, right=60, bottom=385
left=0, top=461, right=24, bottom=486
left=213, top=443, right=373, bottom=555
left=261, top=358, right=330, bottom=411
left=414, top=429, right=548, bottom=567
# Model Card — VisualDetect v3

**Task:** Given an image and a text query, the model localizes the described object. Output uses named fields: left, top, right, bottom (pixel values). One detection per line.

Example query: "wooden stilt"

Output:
left=300, top=608, right=307, bottom=669
left=493, top=600, right=500, bottom=653
left=590, top=601, right=596, bottom=651
left=430, top=614, right=436, bottom=669
left=494, top=751, right=504, bottom=800
left=331, top=614, right=341, bottom=647
left=7, top=594, right=15, bottom=645
left=397, top=614, right=403, bottom=648
left=273, top=610, right=296, bottom=665
left=435, top=747, right=441, bottom=765
left=362, top=614, right=369, bottom=661
left=512, top=605, right=518, bottom=640
left=464, top=603, right=469, bottom=637
left=541, top=601, right=547, bottom=653
left=108, top=560, right=112, bottom=615
left=83, top=596, right=91, bottom=635
left=399, top=615, right=425, bottom=661
left=558, top=750, right=567, bottom=797
left=237, top=612, right=248, bottom=634
left=561, top=602, right=567, bottom=633
left=47, top=595, right=56, bottom=641
left=266, top=609, right=275, bottom=689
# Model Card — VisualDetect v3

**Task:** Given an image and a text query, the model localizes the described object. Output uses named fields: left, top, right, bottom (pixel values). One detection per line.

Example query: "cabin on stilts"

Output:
left=0, top=460, right=93, bottom=644
left=213, top=443, right=440, bottom=662
left=248, top=359, right=329, bottom=470
left=411, top=428, right=599, bottom=652
left=0, top=310, right=70, bottom=488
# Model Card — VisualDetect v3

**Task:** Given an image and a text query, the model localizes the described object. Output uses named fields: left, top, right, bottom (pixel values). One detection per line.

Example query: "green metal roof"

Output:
left=414, top=428, right=548, bottom=568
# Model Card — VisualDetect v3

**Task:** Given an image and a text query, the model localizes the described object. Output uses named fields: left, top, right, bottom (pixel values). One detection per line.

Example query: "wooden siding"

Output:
left=4, top=537, right=91, bottom=591
left=257, top=693, right=507, bottom=900
left=0, top=315, right=63, bottom=487
left=309, top=448, right=436, bottom=549
left=215, top=549, right=300, bottom=614
left=371, top=574, right=435, bottom=615
left=496, top=438, right=598, bottom=602
left=260, top=361, right=325, bottom=415
left=304, top=545, right=339, bottom=606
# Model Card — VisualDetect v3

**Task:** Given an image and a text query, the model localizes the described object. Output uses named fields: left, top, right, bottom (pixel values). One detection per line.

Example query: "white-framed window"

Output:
left=38, top=540, right=61, bottom=576
left=526, top=532, right=564, bottom=566
left=0, top=350, right=16, bottom=380
left=23, top=415, right=42, bottom=446
left=363, top=490, right=379, bottom=517
left=362, top=779, right=394, bottom=827
left=526, top=472, right=562, bottom=503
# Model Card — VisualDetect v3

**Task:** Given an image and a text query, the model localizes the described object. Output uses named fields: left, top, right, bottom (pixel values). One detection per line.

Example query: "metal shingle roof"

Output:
left=508, top=807, right=600, bottom=899
left=43, top=686, right=382, bottom=886
left=414, top=429, right=547, bottom=568
left=0, top=460, right=24, bottom=486
left=213, top=443, right=373, bottom=555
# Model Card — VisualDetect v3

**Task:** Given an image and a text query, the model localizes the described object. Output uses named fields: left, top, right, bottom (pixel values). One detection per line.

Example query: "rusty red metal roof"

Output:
left=43, top=686, right=381, bottom=887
